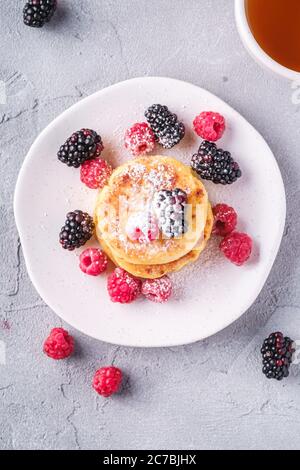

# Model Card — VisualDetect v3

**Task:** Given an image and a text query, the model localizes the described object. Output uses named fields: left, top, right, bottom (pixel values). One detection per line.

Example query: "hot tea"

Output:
left=246, top=0, right=300, bottom=72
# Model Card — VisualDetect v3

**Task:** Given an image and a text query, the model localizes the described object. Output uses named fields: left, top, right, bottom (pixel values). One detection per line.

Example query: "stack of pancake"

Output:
left=94, top=155, right=213, bottom=279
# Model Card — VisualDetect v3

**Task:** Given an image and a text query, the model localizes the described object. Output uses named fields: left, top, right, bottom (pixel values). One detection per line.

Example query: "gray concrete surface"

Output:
left=1, top=0, right=300, bottom=450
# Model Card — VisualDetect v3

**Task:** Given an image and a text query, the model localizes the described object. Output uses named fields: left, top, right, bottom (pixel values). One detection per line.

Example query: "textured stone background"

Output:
left=1, top=0, right=300, bottom=450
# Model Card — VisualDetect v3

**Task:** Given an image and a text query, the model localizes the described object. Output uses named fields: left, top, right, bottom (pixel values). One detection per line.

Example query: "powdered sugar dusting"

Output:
left=118, top=161, right=176, bottom=192
left=145, top=164, right=176, bottom=191
left=121, top=162, right=146, bottom=184
left=112, top=160, right=178, bottom=253
left=171, top=237, right=222, bottom=301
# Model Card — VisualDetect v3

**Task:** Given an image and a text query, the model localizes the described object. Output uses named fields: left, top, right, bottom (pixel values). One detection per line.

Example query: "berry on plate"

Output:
left=107, top=268, right=141, bottom=303
left=43, top=328, right=74, bottom=360
left=124, top=122, right=155, bottom=156
left=193, top=111, right=225, bottom=142
left=261, top=332, right=295, bottom=380
left=59, top=210, right=95, bottom=251
left=57, top=129, right=104, bottom=168
left=213, top=203, right=237, bottom=237
left=23, top=0, right=57, bottom=28
left=80, top=158, right=112, bottom=189
left=191, top=140, right=241, bottom=185
left=145, top=104, right=185, bottom=149
left=92, top=366, right=123, bottom=397
left=79, top=248, right=108, bottom=276
left=220, top=231, right=252, bottom=266
left=154, top=188, right=188, bottom=239
left=142, top=276, right=172, bottom=303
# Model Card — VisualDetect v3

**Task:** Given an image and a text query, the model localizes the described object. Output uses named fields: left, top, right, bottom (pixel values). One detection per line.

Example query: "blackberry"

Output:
left=153, top=188, right=188, bottom=238
left=23, top=0, right=57, bottom=28
left=59, top=210, right=95, bottom=251
left=57, top=129, right=104, bottom=168
left=191, top=140, right=242, bottom=185
left=261, top=332, right=295, bottom=381
left=145, top=104, right=185, bottom=149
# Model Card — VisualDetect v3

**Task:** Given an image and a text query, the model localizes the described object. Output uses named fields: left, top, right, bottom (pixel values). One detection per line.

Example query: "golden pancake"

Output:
left=95, top=156, right=208, bottom=265
left=100, top=204, right=213, bottom=279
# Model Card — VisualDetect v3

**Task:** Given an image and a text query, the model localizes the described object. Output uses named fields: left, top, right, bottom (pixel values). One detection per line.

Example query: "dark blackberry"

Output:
left=145, top=104, right=185, bottom=149
left=153, top=188, right=188, bottom=238
left=261, top=332, right=295, bottom=381
left=23, top=0, right=57, bottom=28
left=191, top=140, right=242, bottom=185
left=57, top=129, right=104, bottom=168
left=59, top=210, right=95, bottom=251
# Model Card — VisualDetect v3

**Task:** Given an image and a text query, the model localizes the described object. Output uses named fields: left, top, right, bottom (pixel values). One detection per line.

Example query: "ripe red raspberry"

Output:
left=79, top=248, right=108, bottom=276
left=141, top=276, right=172, bottom=303
left=80, top=158, right=112, bottom=189
left=193, top=111, right=225, bottom=142
left=92, top=366, right=123, bottom=397
left=220, top=232, right=252, bottom=266
left=107, top=268, right=141, bottom=303
left=43, top=328, right=74, bottom=360
left=124, top=122, right=155, bottom=156
left=213, top=203, right=237, bottom=237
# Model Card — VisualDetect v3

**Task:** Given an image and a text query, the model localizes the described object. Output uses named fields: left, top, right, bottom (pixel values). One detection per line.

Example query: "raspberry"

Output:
left=107, top=268, right=141, bottom=303
left=220, top=232, right=252, bottom=266
left=43, top=328, right=74, bottom=360
left=79, top=248, right=108, bottom=276
left=80, top=158, right=112, bottom=189
left=193, top=111, right=225, bottom=142
left=213, top=204, right=237, bottom=237
left=124, top=122, right=155, bottom=156
left=92, top=366, right=123, bottom=397
left=141, top=276, right=172, bottom=303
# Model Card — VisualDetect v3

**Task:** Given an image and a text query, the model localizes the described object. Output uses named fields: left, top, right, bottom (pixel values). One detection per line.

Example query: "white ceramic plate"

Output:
left=14, top=77, right=286, bottom=347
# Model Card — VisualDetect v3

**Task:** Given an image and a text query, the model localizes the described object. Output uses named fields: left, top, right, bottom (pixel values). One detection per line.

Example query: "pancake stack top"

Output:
left=95, top=155, right=212, bottom=278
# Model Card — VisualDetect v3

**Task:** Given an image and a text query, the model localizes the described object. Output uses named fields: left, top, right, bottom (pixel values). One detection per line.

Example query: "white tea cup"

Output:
left=235, top=0, right=300, bottom=81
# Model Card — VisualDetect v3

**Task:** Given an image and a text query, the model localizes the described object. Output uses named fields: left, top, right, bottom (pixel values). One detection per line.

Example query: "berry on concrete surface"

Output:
left=212, top=203, right=237, bottom=237
left=193, top=111, right=225, bottom=142
left=59, top=210, right=95, bottom=251
left=124, top=122, right=156, bottom=156
left=92, top=366, right=123, bottom=397
left=80, top=158, right=112, bottom=189
left=261, top=332, right=295, bottom=380
left=191, top=140, right=241, bottom=185
left=107, top=268, right=141, bottom=303
left=142, top=276, right=172, bottom=303
left=43, top=328, right=74, bottom=360
left=23, top=0, right=57, bottom=28
left=57, top=129, right=104, bottom=168
left=79, top=248, right=108, bottom=276
left=220, top=231, right=252, bottom=266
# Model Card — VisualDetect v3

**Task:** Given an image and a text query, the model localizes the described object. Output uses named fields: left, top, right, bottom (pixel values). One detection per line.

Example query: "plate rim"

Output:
left=14, top=76, right=286, bottom=347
